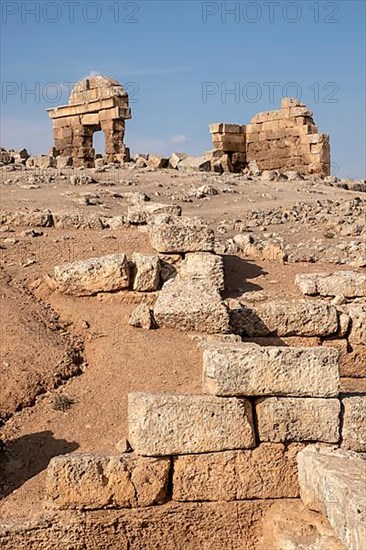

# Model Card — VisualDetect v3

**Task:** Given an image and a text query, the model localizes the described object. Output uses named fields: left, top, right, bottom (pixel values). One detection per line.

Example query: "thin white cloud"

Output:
left=169, top=134, right=190, bottom=145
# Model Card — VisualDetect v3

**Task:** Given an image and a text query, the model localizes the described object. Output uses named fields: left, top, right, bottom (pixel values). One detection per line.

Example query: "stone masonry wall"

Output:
left=48, top=76, right=131, bottom=168
left=209, top=98, right=330, bottom=176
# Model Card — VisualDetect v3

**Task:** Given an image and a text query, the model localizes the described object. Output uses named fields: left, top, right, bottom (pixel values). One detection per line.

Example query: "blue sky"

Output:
left=1, top=0, right=365, bottom=177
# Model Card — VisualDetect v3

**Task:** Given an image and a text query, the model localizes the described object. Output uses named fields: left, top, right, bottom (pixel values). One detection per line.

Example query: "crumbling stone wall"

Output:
left=209, top=98, right=330, bottom=176
left=48, top=76, right=131, bottom=168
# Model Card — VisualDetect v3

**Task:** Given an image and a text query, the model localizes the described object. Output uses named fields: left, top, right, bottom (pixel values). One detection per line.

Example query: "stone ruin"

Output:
left=208, top=98, right=331, bottom=177
left=47, top=76, right=131, bottom=168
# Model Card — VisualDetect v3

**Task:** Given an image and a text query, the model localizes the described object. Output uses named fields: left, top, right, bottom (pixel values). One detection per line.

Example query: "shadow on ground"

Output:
left=0, top=430, right=78, bottom=498
left=223, top=256, right=268, bottom=298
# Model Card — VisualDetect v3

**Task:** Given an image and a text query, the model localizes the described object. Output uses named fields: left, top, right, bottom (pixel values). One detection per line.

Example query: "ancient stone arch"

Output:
left=48, top=76, right=131, bottom=167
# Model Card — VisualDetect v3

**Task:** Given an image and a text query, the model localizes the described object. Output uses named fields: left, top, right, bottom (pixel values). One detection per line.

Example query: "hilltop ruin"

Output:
left=47, top=76, right=131, bottom=167
left=208, top=97, right=330, bottom=177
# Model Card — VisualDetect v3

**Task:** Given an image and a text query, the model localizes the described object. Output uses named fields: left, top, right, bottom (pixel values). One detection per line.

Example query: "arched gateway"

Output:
left=48, top=75, right=131, bottom=167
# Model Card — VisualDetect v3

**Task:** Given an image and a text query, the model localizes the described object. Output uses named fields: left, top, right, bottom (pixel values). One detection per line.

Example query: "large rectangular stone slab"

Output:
left=45, top=453, right=170, bottom=509
left=229, top=299, right=339, bottom=337
left=202, top=343, right=340, bottom=397
left=342, top=396, right=366, bottom=452
left=297, top=445, right=366, bottom=550
left=173, top=443, right=303, bottom=501
left=153, top=279, right=230, bottom=334
left=50, top=253, right=130, bottom=296
left=128, top=393, right=255, bottom=455
left=150, top=214, right=215, bottom=253
left=295, top=271, right=366, bottom=298
left=256, top=397, right=340, bottom=443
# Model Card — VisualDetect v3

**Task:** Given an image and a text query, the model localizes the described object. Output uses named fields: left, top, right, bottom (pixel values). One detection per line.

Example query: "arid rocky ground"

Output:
left=0, top=160, right=365, bottom=547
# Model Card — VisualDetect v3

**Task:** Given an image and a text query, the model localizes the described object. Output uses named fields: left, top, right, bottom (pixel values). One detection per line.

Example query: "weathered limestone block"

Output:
left=169, top=152, right=188, bottom=169
left=173, top=443, right=303, bottom=501
left=45, top=453, right=170, bottom=509
left=229, top=299, right=339, bottom=337
left=147, top=155, right=169, bottom=170
left=131, top=253, right=160, bottom=292
left=260, top=500, right=346, bottom=550
left=295, top=271, right=366, bottom=298
left=177, top=252, right=224, bottom=291
left=128, top=304, right=155, bottom=330
left=153, top=279, right=230, bottom=334
left=297, top=445, right=366, bottom=550
left=202, top=343, right=339, bottom=397
left=0, top=209, right=53, bottom=227
left=347, top=304, right=366, bottom=346
left=177, top=156, right=211, bottom=172
left=127, top=203, right=182, bottom=225
left=52, top=212, right=104, bottom=230
left=50, top=254, right=130, bottom=296
left=128, top=393, right=255, bottom=455
left=150, top=215, right=215, bottom=253
left=256, top=398, right=340, bottom=443
left=342, top=397, right=366, bottom=452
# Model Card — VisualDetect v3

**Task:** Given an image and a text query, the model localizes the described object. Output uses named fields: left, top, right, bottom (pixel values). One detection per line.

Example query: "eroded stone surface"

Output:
left=202, top=343, right=340, bottom=397
left=45, top=453, right=170, bottom=509
left=128, top=393, right=255, bottom=455
left=173, top=443, right=303, bottom=501
left=50, top=254, right=130, bottom=296
left=127, top=202, right=182, bottom=225
left=346, top=304, right=366, bottom=346
left=297, top=445, right=366, bottom=550
left=150, top=214, right=215, bottom=253
left=132, top=253, right=160, bottom=292
left=229, top=299, right=339, bottom=337
left=295, top=271, right=366, bottom=298
left=154, top=279, right=229, bottom=334
left=178, top=252, right=225, bottom=291
left=256, top=398, right=340, bottom=443
left=260, top=500, right=346, bottom=550
left=342, top=396, right=366, bottom=452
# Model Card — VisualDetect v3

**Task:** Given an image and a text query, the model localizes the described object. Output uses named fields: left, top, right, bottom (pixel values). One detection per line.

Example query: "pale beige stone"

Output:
left=347, top=304, right=366, bottom=345
left=177, top=156, right=211, bottom=172
left=342, top=396, right=366, bottom=452
left=128, top=304, right=155, bottom=330
left=51, top=254, right=130, bottom=296
left=177, top=252, right=224, bottom=291
left=230, top=299, right=339, bottom=337
left=297, top=445, right=366, bottom=550
left=45, top=453, right=170, bottom=509
left=128, top=393, right=255, bottom=455
left=173, top=443, right=303, bottom=501
left=127, top=202, right=182, bottom=225
left=132, top=253, right=160, bottom=292
left=260, top=500, right=346, bottom=550
left=150, top=214, right=215, bottom=253
left=295, top=271, right=366, bottom=298
left=153, top=279, right=229, bottom=334
left=256, top=398, right=340, bottom=443
left=202, top=343, right=339, bottom=397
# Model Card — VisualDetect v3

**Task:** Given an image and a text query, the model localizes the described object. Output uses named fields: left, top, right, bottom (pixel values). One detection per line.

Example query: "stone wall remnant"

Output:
left=208, top=98, right=330, bottom=176
left=48, top=76, right=131, bottom=168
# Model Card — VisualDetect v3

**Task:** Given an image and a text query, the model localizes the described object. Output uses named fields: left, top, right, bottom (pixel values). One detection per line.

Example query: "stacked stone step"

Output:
left=246, top=98, right=330, bottom=176
left=44, top=341, right=366, bottom=514
left=208, top=123, right=246, bottom=172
